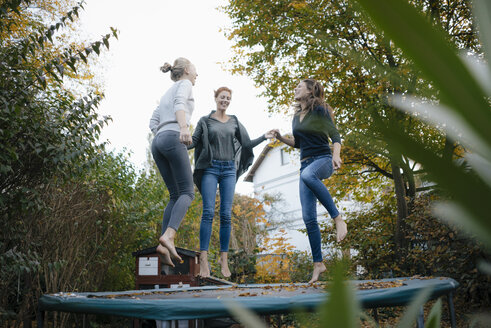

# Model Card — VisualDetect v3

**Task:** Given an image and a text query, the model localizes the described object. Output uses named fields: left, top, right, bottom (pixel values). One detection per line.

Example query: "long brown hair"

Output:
left=294, top=79, right=335, bottom=122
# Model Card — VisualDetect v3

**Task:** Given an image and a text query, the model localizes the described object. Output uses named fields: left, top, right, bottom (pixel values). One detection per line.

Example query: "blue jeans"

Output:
left=299, top=154, right=340, bottom=262
left=151, top=131, right=195, bottom=233
left=200, top=160, right=236, bottom=252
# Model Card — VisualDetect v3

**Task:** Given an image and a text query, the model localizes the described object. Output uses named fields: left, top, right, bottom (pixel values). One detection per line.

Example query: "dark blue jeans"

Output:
left=199, top=160, right=236, bottom=252
left=300, top=154, right=340, bottom=262
left=151, top=130, right=194, bottom=233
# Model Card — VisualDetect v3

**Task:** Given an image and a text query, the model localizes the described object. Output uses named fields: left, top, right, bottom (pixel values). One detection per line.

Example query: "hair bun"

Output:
left=160, top=62, right=172, bottom=73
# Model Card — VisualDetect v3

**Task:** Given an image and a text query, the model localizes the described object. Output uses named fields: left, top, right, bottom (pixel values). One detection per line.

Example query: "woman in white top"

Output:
left=149, top=57, right=197, bottom=267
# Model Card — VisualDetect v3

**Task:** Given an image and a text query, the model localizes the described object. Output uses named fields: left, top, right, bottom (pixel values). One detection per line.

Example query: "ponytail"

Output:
left=160, top=57, right=192, bottom=82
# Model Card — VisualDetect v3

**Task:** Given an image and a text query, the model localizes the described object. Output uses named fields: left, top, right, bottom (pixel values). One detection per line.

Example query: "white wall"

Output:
left=253, top=146, right=300, bottom=216
left=250, top=146, right=337, bottom=253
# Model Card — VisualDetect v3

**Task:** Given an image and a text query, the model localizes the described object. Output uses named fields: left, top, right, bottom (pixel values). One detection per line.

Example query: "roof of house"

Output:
left=243, top=143, right=274, bottom=182
left=132, top=246, right=198, bottom=258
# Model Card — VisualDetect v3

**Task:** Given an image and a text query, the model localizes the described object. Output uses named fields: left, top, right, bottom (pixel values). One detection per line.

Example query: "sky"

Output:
left=77, top=0, right=292, bottom=194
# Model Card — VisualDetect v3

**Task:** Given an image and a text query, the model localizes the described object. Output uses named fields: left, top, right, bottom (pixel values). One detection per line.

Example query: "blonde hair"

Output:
left=160, top=57, right=192, bottom=82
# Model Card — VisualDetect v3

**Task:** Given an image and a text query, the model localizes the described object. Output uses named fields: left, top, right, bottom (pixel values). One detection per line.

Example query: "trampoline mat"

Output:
left=39, top=277, right=459, bottom=321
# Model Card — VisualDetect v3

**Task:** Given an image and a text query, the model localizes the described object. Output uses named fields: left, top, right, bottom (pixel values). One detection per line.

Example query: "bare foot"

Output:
left=199, top=251, right=210, bottom=278
left=159, top=228, right=182, bottom=263
left=156, top=244, right=175, bottom=267
left=218, top=252, right=231, bottom=278
left=308, top=262, right=327, bottom=284
left=334, top=215, right=347, bottom=242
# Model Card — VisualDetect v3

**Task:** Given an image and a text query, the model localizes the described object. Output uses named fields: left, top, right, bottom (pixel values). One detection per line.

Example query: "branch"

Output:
left=416, top=185, right=435, bottom=192
left=349, top=19, right=385, bottom=67
left=362, top=163, right=393, bottom=179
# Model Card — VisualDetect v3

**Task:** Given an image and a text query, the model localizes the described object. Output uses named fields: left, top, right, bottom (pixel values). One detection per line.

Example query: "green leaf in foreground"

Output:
left=396, top=287, right=432, bottom=328
left=375, top=119, right=491, bottom=247
left=425, top=299, right=442, bottom=328
left=224, top=299, right=268, bottom=328
left=355, top=0, right=490, bottom=145
left=318, top=261, right=360, bottom=328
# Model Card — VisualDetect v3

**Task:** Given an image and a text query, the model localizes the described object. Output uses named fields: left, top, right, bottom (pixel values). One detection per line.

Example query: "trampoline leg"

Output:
left=448, top=292, right=456, bottom=328
left=372, top=309, right=379, bottom=324
left=36, top=308, right=44, bottom=328
left=416, top=306, right=424, bottom=328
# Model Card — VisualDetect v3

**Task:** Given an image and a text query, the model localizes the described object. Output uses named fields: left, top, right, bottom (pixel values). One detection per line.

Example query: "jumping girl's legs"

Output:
left=299, top=177, right=323, bottom=262
left=299, top=173, right=326, bottom=283
left=199, top=160, right=236, bottom=278
left=299, top=155, right=347, bottom=283
left=299, top=155, right=339, bottom=218
left=152, top=134, right=178, bottom=267
left=217, top=161, right=236, bottom=278
left=152, top=131, right=194, bottom=264
left=199, top=165, right=220, bottom=277
left=300, top=155, right=347, bottom=242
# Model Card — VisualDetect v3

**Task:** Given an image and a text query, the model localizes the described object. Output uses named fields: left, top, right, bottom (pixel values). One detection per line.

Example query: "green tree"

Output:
left=225, top=0, right=491, bottom=326
left=0, top=0, right=118, bottom=325
left=221, top=0, right=479, bottom=259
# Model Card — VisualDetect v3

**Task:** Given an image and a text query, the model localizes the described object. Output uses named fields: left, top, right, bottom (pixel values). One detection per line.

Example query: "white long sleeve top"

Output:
left=149, top=79, right=194, bottom=135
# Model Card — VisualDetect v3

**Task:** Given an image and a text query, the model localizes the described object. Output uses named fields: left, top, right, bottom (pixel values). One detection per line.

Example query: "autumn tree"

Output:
left=221, top=0, right=479, bottom=258
left=0, top=0, right=118, bottom=325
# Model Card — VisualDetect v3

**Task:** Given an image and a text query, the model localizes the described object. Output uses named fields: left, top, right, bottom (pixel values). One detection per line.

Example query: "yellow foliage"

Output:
left=255, top=229, right=295, bottom=283
left=289, top=1, right=308, bottom=10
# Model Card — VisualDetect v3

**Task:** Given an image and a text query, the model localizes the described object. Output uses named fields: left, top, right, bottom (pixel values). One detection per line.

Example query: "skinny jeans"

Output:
left=299, top=154, right=340, bottom=262
left=151, top=130, right=194, bottom=234
left=199, top=160, right=236, bottom=252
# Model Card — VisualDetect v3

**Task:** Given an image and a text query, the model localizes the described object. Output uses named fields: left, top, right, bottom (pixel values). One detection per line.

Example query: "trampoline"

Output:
left=38, top=277, right=459, bottom=327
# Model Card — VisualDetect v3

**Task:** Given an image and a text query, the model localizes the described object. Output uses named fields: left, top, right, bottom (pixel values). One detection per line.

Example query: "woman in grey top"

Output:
left=189, top=87, right=274, bottom=278
left=149, top=57, right=197, bottom=267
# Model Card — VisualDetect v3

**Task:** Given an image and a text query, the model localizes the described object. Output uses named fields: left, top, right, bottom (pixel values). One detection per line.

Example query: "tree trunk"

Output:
left=428, top=0, right=441, bottom=23
left=400, top=160, right=416, bottom=214
left=391, top=161, right=408, bottom=258
left=442, top=134, right=455, bottom=163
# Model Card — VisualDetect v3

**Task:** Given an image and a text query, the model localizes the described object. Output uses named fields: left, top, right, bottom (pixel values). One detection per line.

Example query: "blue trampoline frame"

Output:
left=38, top=277, right=459, bottom=327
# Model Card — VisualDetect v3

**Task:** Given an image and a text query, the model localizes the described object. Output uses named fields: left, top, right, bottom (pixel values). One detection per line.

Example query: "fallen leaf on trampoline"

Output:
left=357, top=281, right=404, bottom=290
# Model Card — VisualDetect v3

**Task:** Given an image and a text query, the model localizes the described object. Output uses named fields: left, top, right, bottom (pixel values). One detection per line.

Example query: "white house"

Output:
left=244, top=143, right=352, bottom=253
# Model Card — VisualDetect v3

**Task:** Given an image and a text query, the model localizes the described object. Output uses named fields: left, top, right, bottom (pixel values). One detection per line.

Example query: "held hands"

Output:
left=269, top=129, right=342, bottom=169
left=179, top=126, right=192, bottom=146
left=271, top=129, right=295, bottom=147
left=264, top=129, right=276, bottom=139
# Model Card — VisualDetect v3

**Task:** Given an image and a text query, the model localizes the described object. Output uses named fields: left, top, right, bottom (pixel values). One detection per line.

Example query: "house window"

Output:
left=280, top=148, right=290, bottom=166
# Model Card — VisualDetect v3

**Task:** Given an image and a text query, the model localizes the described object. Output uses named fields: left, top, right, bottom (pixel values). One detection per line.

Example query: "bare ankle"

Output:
left=162, top=228, right=177, bottom=241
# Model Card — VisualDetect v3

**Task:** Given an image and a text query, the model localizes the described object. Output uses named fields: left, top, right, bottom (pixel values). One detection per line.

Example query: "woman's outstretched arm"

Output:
left=273, top=129, right=295, bottom=147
